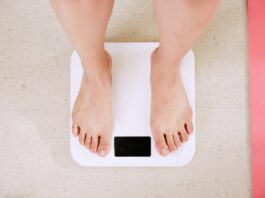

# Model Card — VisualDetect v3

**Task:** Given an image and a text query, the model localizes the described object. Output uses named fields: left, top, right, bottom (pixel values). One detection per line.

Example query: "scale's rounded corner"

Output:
left=189, top=49, right=195, bottom=58
left=188, top=50, right=195, bottom=66
left=70, top=50, right=78, bottom=63
left=69, top=143, right=87, bottom=167
left=178, top=145, right=196, bottom=167
left=71, top=50, right=77, bottom=57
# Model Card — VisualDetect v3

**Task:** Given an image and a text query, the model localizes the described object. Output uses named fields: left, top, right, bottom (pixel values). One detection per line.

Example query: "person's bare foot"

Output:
left=72, top=50, right=113, bottom=157
left=150, top=48, right=193, bottom=156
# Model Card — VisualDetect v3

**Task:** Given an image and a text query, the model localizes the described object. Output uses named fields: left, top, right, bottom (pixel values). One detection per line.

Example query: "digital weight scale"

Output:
left=70, top=42, right=196, bottom=167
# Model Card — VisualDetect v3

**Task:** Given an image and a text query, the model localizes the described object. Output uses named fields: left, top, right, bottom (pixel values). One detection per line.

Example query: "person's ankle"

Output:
left=154, top=47, right=182, bottom=67
left=151, top=47, right=182, bottom=82
left=81, top=50, right=112, bottom=83
left=83, top=49, right=110, bottom=67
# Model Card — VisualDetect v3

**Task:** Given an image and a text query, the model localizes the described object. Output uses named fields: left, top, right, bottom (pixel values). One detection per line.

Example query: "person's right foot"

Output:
left=72, top=50, right=113, bottom=157
left=150, top=48, right=194, bottom=156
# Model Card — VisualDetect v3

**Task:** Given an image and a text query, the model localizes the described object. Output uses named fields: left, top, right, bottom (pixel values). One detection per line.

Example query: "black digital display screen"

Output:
left=114, top=136, right=151, bottom=157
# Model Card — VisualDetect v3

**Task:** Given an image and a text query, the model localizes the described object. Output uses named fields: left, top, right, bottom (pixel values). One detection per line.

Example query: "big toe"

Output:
left=72, top=123, right=79, bottom=137
left=97, top=135, right=111, bottom=157
left=153, top=132, right=170, bottom=156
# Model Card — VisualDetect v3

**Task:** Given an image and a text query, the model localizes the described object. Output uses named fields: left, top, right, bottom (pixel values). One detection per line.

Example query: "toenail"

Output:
left=98, top=150, right=106, bottom=157
left=160, top=148, right=169, bottom=156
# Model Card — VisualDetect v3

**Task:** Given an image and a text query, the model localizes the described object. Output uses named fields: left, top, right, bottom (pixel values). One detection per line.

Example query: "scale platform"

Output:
left=70, top=42, right=196, bottom=167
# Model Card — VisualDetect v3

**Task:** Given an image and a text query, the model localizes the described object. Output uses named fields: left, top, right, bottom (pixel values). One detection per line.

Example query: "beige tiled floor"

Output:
left=0, top=0, right=250, bottom=197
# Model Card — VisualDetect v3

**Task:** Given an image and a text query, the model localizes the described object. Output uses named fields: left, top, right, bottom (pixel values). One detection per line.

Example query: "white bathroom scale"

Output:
left=70, top=42, right=196, bottom=167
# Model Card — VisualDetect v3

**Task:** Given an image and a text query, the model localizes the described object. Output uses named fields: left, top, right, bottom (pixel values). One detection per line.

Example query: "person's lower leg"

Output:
left=51, top=0, right=114, bottom=157
left=50, top=0, right=114, bottom=65
left=151, top=0, right=220, bottom=156
left=154, top=0, right=220, bottom=64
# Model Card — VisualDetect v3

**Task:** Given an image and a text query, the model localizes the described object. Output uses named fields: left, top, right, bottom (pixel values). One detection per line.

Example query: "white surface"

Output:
left=70, top=42, right=196, bottom=167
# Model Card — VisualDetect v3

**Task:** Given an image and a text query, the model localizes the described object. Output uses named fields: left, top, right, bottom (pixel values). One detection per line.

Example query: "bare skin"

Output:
left=51, top=0, right=114, bottom=156
left=51, top=0, right=220, bottom=157
left=151, top=0, right=220, bottom=156
left=150, top=48, right=193, bottom=156
left=72, top=51, right=113, bottom=157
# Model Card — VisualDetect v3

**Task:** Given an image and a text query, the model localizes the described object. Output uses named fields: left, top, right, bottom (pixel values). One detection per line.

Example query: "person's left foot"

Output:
left=150, top=48, right=194, bottom=156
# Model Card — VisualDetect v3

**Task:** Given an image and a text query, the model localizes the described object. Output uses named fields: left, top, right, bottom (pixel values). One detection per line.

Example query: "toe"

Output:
left=153, top=132, right=170, bottom=156
left=72, top=123, right=79, bottom=137
left=165, top=133, right=177, bottom=152
left=97, top=135, right=111, bottom=157
left=185, top=122, right=193, bottom=134
left=173, top=133, right=182, bottom=148
left=90, top=135, right=99, bottom=153
left=179, top=128, right=188, bottom=142
left=84, top=134, right=92, bottom=150
left=78, top=131, right=86, bottom=145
